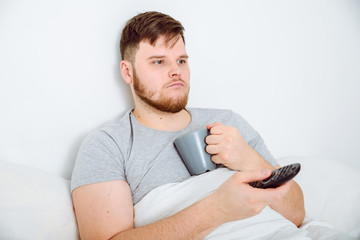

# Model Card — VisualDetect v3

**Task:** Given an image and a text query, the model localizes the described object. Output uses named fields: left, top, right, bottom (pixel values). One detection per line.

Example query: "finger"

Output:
left=206, top=122, right=223, bottom=131
left=211, top=154, right=223, bottom=164
left=209, top=124, right=227, bottom=135
left=206, top=144, right=219, bottom=155
left=205, top=134, right=220, bottom=144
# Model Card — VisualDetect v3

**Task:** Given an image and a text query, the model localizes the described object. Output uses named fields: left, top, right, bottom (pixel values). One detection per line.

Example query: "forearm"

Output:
left=232, top=146, right=276, bottom=171
left=111, top=194, right=220, bottom=240
left=269, top=181, right=305, bottom=227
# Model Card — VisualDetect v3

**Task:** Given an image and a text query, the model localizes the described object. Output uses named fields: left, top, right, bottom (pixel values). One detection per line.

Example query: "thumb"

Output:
left=236, top=169, right=272, bottom=183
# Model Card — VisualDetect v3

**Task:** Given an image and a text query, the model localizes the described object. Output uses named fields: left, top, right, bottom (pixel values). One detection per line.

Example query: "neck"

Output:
left=132, top=105, right=191, bottom=132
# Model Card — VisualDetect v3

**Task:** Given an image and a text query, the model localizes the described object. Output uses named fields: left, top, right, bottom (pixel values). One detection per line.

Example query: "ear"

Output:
left=120, top=60, right=133, bottom=85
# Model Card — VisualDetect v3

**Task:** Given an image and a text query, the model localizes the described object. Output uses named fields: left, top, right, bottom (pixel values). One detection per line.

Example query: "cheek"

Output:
left=141, top=73, right=164, bottom=92
left=135, top=68, right=156, bottom=84
left=183, top=68, right=191, bottom=83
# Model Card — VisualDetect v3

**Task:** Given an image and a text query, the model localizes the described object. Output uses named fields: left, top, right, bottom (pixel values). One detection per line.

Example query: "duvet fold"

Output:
left=134, top=167, right=353, bottom=240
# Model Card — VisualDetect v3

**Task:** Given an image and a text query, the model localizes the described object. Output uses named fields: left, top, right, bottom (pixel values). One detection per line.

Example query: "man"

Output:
left=71, top=11, right=305, bottom=240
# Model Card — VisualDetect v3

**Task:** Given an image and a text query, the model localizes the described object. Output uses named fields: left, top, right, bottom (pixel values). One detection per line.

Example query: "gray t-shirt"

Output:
left=71, top=108, right=277, bottom=204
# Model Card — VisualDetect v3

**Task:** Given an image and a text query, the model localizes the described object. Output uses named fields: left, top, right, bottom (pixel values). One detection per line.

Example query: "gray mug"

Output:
left=174, top=128, right=216, bottom=175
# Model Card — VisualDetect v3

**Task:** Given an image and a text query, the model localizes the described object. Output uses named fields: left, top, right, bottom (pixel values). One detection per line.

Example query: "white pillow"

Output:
left=278, top=156, right=360, bottom=237
left=0, top=160, right=79, bottom=240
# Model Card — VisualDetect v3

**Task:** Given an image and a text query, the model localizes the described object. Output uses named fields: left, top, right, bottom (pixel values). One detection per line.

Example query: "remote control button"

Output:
left=274, top=171, right=280, bottom=180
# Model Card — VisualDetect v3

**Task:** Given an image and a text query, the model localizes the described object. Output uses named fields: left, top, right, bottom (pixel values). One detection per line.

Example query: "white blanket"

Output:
left=134, top=168, right=354, bottom=240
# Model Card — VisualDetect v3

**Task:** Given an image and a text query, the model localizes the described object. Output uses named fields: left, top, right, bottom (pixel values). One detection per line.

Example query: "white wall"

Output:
left=1, top=0, right=359, bottom=179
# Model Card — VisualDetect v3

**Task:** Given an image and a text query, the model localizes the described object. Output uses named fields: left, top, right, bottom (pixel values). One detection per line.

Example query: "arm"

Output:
left=206, top=122, right=305, bottom=227
left=72, top=170, right=291, bottom=240
left=72, top=180, right=215, bottom=240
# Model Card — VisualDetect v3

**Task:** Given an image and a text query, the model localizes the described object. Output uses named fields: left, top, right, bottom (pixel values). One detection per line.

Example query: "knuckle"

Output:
left=229, top=126, right=238, bottom=134
left=224, top=136, right=233, bottom=143
left=247, top=199, right=264, bottom=214
left=225, top=144, right=232, bottom=151
left=253, top=206, right=263, bottom=215
left=232, top=172, right=243, bottom=182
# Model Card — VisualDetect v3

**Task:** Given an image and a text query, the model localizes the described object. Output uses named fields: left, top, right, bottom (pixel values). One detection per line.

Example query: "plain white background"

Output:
left=1, top=0, right=359, bottom=179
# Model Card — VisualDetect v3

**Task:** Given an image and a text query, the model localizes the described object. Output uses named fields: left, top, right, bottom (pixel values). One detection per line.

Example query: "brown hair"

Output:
left=120, top=11, right=185, bottom=61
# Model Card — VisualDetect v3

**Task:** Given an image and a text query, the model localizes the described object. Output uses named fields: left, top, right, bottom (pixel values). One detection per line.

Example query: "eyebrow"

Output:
left=147, top=55, right=189, bottom=60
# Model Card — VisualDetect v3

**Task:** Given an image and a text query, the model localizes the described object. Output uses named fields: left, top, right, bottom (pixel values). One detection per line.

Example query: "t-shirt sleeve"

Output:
left=71, top=129, right=126, bottom=192
left=231, top=111, right=278, bottom=167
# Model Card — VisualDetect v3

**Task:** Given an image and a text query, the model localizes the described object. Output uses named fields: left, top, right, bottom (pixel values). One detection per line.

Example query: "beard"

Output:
left=132, top=69, right=189, bottom=113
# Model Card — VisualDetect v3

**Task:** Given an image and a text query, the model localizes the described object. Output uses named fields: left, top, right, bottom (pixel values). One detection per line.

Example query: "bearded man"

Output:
left=71, top=11, right=305, bottom=240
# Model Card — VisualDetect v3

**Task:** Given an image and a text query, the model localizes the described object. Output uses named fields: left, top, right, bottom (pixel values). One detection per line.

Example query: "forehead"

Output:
left=135, top=35, right=187, bottom=60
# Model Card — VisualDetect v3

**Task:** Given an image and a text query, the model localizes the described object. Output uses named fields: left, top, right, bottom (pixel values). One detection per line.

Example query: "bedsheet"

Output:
left=134, top=168, right=354, bottom=239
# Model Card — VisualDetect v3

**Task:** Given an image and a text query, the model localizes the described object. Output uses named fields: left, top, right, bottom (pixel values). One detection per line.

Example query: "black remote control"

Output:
left=249, top=163, right=301, bottom=189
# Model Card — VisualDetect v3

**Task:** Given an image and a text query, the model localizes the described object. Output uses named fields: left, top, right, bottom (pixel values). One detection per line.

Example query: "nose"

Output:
left=168, top=61, right=181, bottom=78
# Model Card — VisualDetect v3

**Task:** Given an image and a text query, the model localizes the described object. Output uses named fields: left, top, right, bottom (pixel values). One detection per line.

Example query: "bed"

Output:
left=1, top=156, right=359, bottom=239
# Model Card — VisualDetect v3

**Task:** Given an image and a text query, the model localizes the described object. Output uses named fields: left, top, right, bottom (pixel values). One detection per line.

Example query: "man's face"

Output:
left=131, top=35, right=190, bottom=113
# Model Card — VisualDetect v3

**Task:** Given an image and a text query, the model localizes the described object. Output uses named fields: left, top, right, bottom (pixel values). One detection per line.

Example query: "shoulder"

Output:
left=71, top=111, right=132, bottom=191
left=82, top=110, right=133, bottom=149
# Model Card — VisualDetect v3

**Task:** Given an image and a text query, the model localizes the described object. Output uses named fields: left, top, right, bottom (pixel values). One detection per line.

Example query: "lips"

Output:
left=166, top=80, right=185, bottom=88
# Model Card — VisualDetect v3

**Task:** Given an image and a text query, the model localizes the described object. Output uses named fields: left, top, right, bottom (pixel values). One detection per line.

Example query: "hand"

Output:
left=206, top=122, right=259, bottom=170
left=210, top=169, right=292, bottom=224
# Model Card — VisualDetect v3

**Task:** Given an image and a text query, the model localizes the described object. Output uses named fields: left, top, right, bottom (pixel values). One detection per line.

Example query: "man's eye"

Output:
left=177, top=59, right=186, bottom=64
left=154, top=60, right=163, bottom=64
